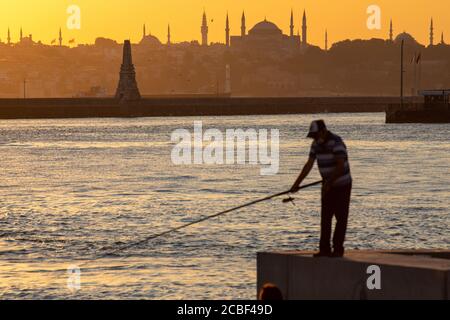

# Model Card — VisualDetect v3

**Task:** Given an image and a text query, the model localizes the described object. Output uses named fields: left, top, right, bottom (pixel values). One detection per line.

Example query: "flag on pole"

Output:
left=69, top=38, right=75, bottom=44
left=51, top=39, right=56, bottom=44
left=416, top=53, right=421, bottom=64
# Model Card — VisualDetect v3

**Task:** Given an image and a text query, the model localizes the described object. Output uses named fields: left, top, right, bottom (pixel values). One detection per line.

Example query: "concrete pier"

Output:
left=257, top=250, right=450, bottom=300
left=386, top=103, right=450, bottom=123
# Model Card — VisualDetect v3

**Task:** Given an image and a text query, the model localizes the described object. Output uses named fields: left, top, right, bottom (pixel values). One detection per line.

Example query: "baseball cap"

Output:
left=307, top=120, right=327, bottom=138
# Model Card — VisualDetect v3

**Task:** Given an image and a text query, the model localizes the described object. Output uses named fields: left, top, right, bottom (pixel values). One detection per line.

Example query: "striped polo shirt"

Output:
left=309, top=132, right=352, bottom=187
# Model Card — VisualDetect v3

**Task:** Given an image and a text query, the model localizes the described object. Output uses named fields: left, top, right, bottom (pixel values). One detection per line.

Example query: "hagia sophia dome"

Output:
left=249, top=19, right=282, bottom=36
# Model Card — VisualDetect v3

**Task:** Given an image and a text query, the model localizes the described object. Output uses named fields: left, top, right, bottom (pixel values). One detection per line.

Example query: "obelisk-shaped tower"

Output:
left=241, top=11, right=246, bottom=36
left=302, top=10, right=307, bottom=46
left=59, top=28, right=63, bottom=46
left=225, top=13, right=230, bottom=47
left=167, top=24, right=171, bottom=45
left=201, top=11, right=209, bottom=46
left=429, top=18, right=434, bottom=46
left=290, top=9, right=294, bottom=37
left=389, top=19, right=394, bottom=42
left=115, top=40, right=141, bottom=101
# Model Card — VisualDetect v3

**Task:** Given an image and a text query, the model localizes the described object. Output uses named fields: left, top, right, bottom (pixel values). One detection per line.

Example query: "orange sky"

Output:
left=0, top=0, right=448, bottom=47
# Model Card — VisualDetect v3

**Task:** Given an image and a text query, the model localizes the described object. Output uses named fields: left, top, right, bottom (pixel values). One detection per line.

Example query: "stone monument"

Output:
left=115, top=40, right=141, bottom=101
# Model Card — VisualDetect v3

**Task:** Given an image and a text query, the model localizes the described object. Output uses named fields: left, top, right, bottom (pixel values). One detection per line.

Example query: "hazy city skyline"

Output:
left=0, top=0, right=449, bottom=48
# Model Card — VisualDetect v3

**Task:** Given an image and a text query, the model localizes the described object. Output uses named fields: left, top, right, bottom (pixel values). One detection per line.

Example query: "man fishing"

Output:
left=290, top=120, right=352, bottom=258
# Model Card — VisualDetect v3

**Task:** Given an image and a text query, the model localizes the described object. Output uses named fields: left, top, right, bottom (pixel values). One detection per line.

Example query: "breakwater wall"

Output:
left=0, top=96, right=405, bottom=119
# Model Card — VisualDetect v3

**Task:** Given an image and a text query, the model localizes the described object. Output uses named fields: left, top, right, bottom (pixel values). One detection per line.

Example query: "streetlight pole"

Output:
left=400, top=40, right=404, bottom=107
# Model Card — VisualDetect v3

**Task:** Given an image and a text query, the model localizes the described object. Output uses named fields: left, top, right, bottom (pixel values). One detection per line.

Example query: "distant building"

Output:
left=420, top=89, right=450, bottom=106
left=18, top=34, right=35, bottom=46
left=394, top=32, right=419, bottom=46
left=140, top=34, right=162, bottom=47
left=76, top=86, right=108, bottom=97
left=140, top=24, right=162, bottom=47
left=230, top=17, right=301, bottom=51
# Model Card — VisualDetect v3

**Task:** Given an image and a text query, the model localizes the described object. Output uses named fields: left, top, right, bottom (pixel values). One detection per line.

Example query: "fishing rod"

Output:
left=97, top=180, right=323, bottom=259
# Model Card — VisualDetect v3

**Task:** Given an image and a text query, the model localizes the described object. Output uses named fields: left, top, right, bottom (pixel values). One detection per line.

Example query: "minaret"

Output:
left=302, top=10, right=307, bottom=46
left=143, top=24, right=146, bottom=39
left=290, top=9, right=294, bottom=37
left=325, top=29, right=328, bottom=51
left=167, top=24, right=171, bottom=45
left=389, top=19, right=394, bottom=41
left=441, top=32, right=445, bottom=45
left=20, top=27, right=23, bottom=41
left=225, top=12, right=230, bottom=47
left=7, top=28, right=11, bottom=45
left=59, top=27, right=63, bottom=46
left=241, top=11, right=246, bottom=36
left=115, top=40, right=141, bottom=101
left=429, top=18, right=434, bottom=46
left=201, top=10, right=208, bottom=46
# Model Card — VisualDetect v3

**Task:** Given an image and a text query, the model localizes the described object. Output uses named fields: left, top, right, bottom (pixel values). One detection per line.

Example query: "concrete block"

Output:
left=257, top=250, right=450, bottom=300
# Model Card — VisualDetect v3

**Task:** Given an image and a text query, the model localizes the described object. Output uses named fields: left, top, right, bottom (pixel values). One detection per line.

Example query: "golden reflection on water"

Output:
left=0, top=114, right=448, bottom=299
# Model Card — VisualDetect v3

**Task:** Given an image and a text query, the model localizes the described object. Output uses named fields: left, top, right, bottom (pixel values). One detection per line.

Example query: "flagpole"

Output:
left=414, top=53, right=417, bottom=98
left=418, top=53, right=422, bottom=95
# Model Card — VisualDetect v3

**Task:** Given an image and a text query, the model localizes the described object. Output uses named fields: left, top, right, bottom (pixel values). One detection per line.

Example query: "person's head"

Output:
left=258, top=283, right=283, bottom=300
left=307, top=119, right=328, bottom=144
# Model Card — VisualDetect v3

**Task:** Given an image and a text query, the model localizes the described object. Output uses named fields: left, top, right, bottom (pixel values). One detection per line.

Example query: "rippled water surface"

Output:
left=0, top=113, right=448, bottom=299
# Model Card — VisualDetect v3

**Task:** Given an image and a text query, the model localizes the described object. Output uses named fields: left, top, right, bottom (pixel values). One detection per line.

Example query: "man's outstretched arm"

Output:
left=290, top=157, right=315, bottom=192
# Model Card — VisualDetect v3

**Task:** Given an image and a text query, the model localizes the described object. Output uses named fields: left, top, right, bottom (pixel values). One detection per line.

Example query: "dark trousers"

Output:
left=320, top=183, right=352, bottom=254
